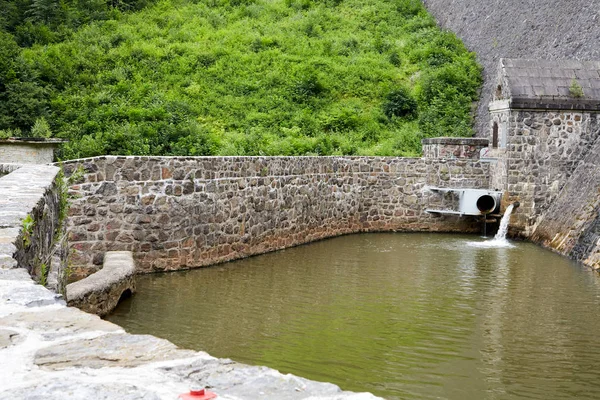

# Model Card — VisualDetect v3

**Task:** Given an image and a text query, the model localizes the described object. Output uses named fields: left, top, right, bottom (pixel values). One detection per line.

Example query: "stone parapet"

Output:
left=0, top=164, right=65, bottom=291
left=61, top=156, right=490, bottom=276
left=67, top=251, right=136, bottom=316
left=421, top=137, right=489, bottom=159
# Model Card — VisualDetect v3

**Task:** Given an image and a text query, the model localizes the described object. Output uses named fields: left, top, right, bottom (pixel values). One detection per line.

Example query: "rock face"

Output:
left=62, top=156, right=491, bottom=276
left=67, top=251, right=136, bottom=316
left=423, top=0, right=600, bottom=134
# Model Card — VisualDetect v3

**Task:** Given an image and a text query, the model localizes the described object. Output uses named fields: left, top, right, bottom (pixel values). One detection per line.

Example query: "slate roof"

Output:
left=498, top=58, right=600, bottom=110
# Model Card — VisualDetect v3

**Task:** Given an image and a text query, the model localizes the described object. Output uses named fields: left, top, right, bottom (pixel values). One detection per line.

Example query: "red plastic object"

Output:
left=178, top=388, right=217, bottom=400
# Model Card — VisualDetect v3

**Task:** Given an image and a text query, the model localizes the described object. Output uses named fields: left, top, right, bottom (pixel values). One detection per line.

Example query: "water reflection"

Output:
left=108, top=233, right=600, bottom=400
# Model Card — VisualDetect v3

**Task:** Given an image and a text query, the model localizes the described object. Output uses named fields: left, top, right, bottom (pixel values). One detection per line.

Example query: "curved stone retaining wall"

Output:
left=62, top=156, right=490, bottom=276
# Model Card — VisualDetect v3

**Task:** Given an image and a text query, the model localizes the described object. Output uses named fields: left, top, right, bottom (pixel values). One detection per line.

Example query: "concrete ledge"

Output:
left=67, top=251, right=135, bottom=317
left=0, top=138, right=66, bottom=165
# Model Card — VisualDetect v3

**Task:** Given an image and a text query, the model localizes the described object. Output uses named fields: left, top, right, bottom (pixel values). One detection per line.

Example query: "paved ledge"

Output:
left=0, top=163, right=22, bottom=176
left=0, top=270, right=382, bottom=400
left=0, top=165, right=61, bottom=272
left=67, top=251, right=136, bottom=317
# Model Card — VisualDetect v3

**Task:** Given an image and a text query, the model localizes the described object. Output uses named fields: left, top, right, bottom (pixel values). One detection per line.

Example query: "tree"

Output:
left=0, top=32, right=48, bottom=130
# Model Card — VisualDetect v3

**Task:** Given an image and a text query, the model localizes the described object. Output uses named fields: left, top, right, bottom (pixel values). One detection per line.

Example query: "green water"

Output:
left=107, top=233, right=600, bottom=399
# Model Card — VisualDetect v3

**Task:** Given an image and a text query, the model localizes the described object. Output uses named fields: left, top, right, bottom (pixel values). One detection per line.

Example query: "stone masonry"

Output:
left=488, top=59, right=600, bottom=237
left=0, top=164, right=66, bottom=292
left=66, top=251, right=136, bottom=316
left=421, top=137, right=489, bottom=160
left=62, top=156, right=490, bottom=276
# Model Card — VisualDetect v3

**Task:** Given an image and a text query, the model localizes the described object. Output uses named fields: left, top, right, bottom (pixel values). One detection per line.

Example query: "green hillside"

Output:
left=1, top=0, right=482, bottom=158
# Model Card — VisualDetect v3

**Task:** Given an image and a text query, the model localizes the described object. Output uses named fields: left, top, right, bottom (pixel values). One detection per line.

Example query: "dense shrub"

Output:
left=1, top=0, right=482, bottom=156
left=383, top=87, right=417, bottom=119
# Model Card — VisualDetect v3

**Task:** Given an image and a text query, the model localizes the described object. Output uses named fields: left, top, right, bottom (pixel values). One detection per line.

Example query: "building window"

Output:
left=492, top=122, right=499, bottom=148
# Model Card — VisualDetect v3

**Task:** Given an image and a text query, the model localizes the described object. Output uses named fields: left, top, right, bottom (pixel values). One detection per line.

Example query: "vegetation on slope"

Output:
left=0, top=0, right=482, bottom=158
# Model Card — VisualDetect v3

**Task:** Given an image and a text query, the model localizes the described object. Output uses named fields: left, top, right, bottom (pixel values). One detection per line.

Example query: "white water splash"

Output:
left=494, top=203, right=515, bottom=241
left=468, top=204, right=515, bottom=248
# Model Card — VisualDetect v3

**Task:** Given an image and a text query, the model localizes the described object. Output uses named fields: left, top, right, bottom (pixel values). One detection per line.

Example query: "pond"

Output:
left=107, top=233, right=600, bottom=400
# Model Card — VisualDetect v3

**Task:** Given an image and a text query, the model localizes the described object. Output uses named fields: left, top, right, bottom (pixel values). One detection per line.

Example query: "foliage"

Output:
left=0, top=32, right=48, bottom=132
left=21, top=214, right=35, bottom=248
left=569, top=78, right=584, bottom=98
left=31, top=116, right=52, bottom=137
left=1, top=0, right=482, bottom=156
left=39, top=262, right=48, bottom=286
left=383, top=87, right=417, bottom=119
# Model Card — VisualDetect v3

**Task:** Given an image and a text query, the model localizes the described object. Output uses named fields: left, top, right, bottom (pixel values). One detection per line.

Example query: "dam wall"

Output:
left=62, top=156, right=490, bottom=276
left=530, top=133, right=600, bottom=270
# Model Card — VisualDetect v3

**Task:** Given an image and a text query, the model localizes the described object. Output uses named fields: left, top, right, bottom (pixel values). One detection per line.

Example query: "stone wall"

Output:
left=0, top=160, right=382, bottom=400
left=66, top=251, right=136, bottom=316
left=489, top=110, right=600, bottom=236
left=0, top=164, right=67, bottom=293
left=421, top=137, right=489, bottom=160
left=62, top=156, right=490, bottom=276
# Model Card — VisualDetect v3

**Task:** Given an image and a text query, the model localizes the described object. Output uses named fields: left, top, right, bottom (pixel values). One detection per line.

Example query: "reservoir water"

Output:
left=107, top=233, right=600, bottom=399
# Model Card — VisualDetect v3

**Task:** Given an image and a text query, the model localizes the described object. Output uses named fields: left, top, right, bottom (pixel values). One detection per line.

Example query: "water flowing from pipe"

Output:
left=468, top=204, right=515, bottom=248
left=494, top=203, right=515, bottom=241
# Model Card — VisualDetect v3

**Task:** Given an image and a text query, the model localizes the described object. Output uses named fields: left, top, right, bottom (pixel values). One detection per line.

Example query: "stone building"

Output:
left=487, top=59, right=600, bottom=236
